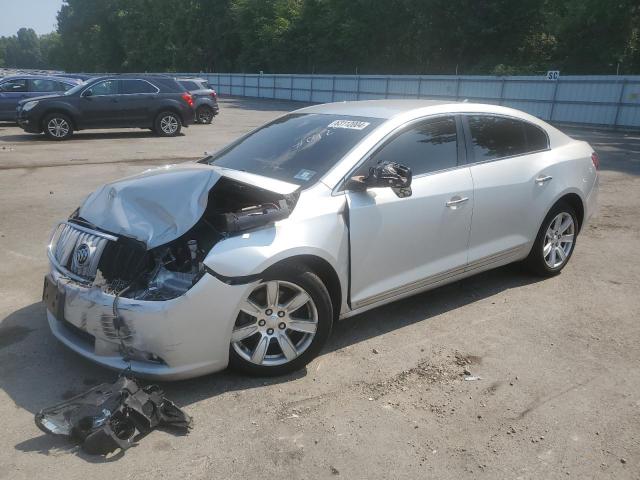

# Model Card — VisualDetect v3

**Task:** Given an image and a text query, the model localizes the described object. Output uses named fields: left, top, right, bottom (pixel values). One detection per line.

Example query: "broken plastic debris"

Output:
left=464, top=376, right=482, bottom=381
left=35, top=374, right=192, bottom=455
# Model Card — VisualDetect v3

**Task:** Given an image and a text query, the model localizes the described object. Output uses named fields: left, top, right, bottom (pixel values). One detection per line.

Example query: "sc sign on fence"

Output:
left=546, top=70, right=560, bottom=80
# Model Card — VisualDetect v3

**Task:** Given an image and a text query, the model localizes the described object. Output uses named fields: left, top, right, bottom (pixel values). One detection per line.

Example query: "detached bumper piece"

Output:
left=35, top=375, right=192, bottom=455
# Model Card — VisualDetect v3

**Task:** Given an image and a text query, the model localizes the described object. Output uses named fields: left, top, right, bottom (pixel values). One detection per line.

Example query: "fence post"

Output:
left=499, top=77, right=506, bottom=105
left=257, top=75, right=261, bottom=98
left=455, top=76, right=461, bottom=100
left=272, top=75, right=276, bottom=99
left=289, top=75, right=293, bottom=101
left=548, top=78, right=560, bottom=122
left=331, top=76, right=336, bottom=102
left=385, top=76, right=390, bottom=99
left=417, top=77, right=422, bottom=99
left=612, top=78, right=627, bottom=129
left=242, top=74, right=246, bottom=97
left=309, top=76, right=314, bottom=102
left=356, top=75, right=360, bottom=100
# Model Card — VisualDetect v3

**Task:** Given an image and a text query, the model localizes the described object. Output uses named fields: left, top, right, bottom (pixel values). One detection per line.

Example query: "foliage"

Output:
left=0, top=0, right=638, bottom=74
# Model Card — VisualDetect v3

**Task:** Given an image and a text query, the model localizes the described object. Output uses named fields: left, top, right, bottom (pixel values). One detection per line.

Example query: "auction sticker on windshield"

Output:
left=328, top=120, right=371, bottom=130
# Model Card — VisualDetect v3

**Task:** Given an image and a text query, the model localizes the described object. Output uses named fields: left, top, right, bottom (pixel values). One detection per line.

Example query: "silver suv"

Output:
left=177, top=77, right=219, bottom=124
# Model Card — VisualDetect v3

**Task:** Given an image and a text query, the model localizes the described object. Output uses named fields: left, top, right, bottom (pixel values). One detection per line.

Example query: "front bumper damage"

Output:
left=46, top=265, right=257, bottom=380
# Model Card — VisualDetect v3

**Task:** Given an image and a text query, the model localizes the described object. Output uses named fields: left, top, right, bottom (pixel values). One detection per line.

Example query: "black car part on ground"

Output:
left=35, top=374, right=192, bottom=455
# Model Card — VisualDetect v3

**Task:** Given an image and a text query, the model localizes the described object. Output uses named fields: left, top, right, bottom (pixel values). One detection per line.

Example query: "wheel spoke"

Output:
left=559, top=217, right=573, bottom=233
left=549, top=247, right=557, bottom=266
left=240, top=298, right=262, bottom=318
left=266, top=281, right=279, bottom=307
left=277, top=332, right=298, bottom=360
left=231, top=323, right=259, bottom=342
left=543, top=242, right=552, bottom=257
left=560, top=234, right=574, bottom=243
left=288, top=319, right=317, bottom=334
left=556, top=246, right=566, bottom=262
left=283, top=291, right=310, bottom=314
left=250, top=335, right=270, bottom=364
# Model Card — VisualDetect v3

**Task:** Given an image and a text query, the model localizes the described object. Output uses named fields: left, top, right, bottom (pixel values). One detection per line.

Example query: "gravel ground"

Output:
left=0, top=98, right=639, bottom=479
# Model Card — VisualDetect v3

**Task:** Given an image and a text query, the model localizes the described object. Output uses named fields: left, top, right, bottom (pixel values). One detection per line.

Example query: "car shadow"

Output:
left=0, top=130, right=187, bottom=142
left=2, top=263, right=541, bottom=461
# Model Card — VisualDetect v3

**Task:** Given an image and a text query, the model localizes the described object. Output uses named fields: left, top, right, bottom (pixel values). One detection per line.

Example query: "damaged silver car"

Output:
left=44, top=100, right=598, bottom=379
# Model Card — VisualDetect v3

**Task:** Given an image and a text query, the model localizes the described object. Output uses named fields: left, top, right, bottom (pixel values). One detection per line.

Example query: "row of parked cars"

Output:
left=0, top=73, right=219, bottom=140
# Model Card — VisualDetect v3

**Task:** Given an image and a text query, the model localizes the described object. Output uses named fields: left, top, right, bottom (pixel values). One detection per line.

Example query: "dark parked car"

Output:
left=0, top=75, right=81, bottom=121
left=177, top=77, right=219, bottom=124
left=16, top=75, right=195, bottom=140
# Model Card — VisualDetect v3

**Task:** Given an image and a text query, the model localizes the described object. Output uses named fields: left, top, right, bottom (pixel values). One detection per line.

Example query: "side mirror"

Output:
left=347, top=161, right=412, bottom=197
left=82, top=89, right=93, bottom=98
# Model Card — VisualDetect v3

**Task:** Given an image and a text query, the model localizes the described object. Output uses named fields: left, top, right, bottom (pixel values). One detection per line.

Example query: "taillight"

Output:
left=210, top=90, right=217, bottom=99
left=181, top=92, right=194, bottom=107
left=591, top=152, right=600, bottom=170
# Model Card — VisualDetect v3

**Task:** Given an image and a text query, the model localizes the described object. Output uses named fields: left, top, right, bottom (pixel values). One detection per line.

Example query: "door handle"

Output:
left=446, top=196, right=469, bottom=208
left=535, top=175, right=553, bottom=184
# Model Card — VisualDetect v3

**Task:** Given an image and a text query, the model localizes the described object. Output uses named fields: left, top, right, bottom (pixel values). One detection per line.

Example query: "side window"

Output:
left=179, top=80, right=199, bottom=91
left=30, top=79, right=59, bottom=92
left=121, top=80, right=157, bottom=94
left=467, top=115, right=528, bottom=161
left=523, top=122, right=549, bottom=152
left=0, top=79, right=28, bottom=92
left=58, top=82, right=75, bottom=92
left=367, top=116, right=458, bottom=176
left=85, top=80, right=118, bottom=96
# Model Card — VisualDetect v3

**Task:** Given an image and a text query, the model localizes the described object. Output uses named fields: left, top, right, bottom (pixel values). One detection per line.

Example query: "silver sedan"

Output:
left=44, top=100, right=599, bottom=379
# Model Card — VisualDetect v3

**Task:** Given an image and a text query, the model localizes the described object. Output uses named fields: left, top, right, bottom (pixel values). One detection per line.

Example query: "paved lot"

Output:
left=1, top=98, right=639, bottom=479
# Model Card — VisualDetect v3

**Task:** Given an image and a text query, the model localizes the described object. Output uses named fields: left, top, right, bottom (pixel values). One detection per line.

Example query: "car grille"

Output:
left=49, top=222, right=117, bottom=282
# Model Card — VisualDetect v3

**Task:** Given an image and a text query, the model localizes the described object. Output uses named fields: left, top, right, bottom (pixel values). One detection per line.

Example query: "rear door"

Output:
left=0, top=78, right=28, bottom=119
left=463, top=114, right=555, bottom=264
left=119, top=79, right=159, bottom=126
left=346, top=115, right=474, bottom=309
left=78, top=79, right=122, bottom=128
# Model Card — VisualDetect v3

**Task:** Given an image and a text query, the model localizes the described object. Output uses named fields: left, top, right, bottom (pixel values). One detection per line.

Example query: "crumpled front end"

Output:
left=44, top=164, right=299, bottom=380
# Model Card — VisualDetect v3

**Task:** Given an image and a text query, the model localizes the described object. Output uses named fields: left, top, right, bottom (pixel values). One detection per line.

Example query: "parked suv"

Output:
left=16, top=75, right=195, bottom=140
left=0, top=75, right=81, bottom=121
left=177, top=77, right=219, bottom=124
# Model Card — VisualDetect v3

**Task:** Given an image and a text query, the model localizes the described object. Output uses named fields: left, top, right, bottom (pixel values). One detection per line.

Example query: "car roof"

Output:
left=296, top=99, right=453, bottom=119
left=1, top=74, right=80, bottom=83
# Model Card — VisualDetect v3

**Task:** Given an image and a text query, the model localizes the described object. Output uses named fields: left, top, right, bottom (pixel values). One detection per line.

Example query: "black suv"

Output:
left=16, top=75, right=195, bottom=140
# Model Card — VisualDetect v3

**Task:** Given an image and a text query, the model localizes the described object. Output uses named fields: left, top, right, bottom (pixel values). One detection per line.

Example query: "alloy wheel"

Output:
left=231, top=280, right=318, bottom=366
left=47, top=118, right=70, bottom=138
left=543, top=212, right=575, bottom=268
left=197, top=108, right=213, bottom=123
left=160, top=115, right=179, bottom=134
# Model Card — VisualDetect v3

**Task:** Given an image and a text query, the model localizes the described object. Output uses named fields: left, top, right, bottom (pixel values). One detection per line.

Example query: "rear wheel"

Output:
left=525, top=202, right=578, bottom=276
left=43, top=113, right=73, bottom=140
left=228, top=265, right=333, bottom=376
left=196, top=106, right=214, bottom=124
left=154, top=111, right=181, bottom=137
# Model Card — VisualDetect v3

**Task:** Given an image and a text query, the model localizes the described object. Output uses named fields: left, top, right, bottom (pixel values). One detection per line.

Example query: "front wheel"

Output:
left=525, top=202, right=578, bottom=276
left=228, top=265, right=333, bottom=376
left=154, top=111, right=182, bottom=137
left=43, top=113, right=74, bottom=140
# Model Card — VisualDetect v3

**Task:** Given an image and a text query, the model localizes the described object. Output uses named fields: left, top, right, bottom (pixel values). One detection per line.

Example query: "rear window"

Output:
left=207, top=113, right=383, bottom=186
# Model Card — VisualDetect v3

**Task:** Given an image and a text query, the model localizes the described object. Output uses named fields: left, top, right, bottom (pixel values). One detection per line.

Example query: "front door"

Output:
left=78, top=79, right=122, bottom=128
left=346, top=115, right=474, bottom=309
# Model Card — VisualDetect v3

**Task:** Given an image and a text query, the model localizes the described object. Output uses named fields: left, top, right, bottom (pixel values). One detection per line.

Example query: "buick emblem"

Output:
left=74, top=243, right=90, bottom=266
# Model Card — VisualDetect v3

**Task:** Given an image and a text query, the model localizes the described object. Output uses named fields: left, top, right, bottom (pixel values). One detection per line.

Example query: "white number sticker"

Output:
left=328, top=120, right=370, bottom=130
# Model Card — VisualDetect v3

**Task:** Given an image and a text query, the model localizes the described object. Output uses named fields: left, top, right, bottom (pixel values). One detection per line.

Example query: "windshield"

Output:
left=64, top=81, right=88, bottom=96
left=206, top=113, right=382, bottom=185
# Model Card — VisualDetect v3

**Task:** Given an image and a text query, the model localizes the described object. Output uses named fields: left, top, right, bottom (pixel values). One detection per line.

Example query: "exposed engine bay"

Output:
left=71, top=177, right=297, bottom=301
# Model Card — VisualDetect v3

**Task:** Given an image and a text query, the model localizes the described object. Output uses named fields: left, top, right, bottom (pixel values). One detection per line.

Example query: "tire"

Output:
left=228, top=264, right=333, bottom=376
left=525, top=201, right=578, bottom=276
left=154, top=111, right=182, bottom=137
left=196, top=106, right=214, bottom=124
left=43, top=113, right=74, bottom=140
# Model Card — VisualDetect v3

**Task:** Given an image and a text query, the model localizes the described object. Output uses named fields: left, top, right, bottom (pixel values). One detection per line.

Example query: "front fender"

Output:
left=203, top=191, right=350, bottom=309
